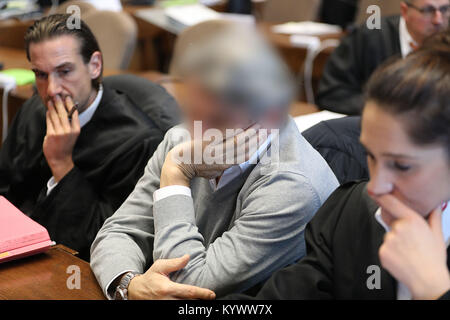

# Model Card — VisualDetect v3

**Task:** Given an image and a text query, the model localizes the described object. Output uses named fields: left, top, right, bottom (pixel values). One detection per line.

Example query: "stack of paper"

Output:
left=200, top=0, right=223, bottom=5
left=289, top=35, right=321, bottom=49
left=0, top=196, right=53, bottom=263
left=83, top=0, right=123, bottom=12
left=165, top=4, right=221, bottom=28
left=272, top=21, right=342, bottom=36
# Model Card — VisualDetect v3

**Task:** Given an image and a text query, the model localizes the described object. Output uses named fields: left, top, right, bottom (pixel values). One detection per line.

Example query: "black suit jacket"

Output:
left=302, top=116, right=368, bottom=184
left=316, top=16, right=402, bottom=115
left=0, top=85, right=179, bottom=260
left=227, top=181, right=450, bottom=300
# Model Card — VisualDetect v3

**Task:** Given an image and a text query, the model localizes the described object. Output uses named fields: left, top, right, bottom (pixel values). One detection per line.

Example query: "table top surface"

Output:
left=0, top=245, right=105, bottom=300
left=134, top=7, right=344, bottom=44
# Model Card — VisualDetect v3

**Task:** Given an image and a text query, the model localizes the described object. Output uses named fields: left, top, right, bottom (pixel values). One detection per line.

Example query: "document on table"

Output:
left=0, top=196, right=53, bottom=263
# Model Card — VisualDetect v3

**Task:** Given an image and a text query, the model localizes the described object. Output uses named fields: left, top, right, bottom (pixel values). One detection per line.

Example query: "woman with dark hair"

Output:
left=228, top=32, right=450, bottom=300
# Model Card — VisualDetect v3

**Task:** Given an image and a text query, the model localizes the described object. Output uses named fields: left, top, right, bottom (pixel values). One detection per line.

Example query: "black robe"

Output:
left=227, top=181, right=450, bottom=300
left=316, top=16, right=402, bottom=115
left=0, top=85, right=178, bottom=260
left=320, top=0, right=358, bottom=29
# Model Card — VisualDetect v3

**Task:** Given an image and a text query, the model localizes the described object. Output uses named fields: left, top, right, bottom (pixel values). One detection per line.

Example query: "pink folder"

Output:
left=0, top=196, right=53, bottom=263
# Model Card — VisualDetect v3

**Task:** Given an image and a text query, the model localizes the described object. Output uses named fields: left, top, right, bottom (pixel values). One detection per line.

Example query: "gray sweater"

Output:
left=90, top=118, right=339, bottom=297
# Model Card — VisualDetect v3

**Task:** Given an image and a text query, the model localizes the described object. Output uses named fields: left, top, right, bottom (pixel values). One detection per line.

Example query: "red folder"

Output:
left=0, top=196, right=53, bottom=263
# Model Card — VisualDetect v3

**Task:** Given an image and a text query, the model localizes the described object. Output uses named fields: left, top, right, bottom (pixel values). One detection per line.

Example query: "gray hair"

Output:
left=170, top=20, right=295, bottom=118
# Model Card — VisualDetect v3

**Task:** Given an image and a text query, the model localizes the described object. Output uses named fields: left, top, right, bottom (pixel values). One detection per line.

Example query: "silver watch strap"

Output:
left=115, top=272, right=139, bottom=300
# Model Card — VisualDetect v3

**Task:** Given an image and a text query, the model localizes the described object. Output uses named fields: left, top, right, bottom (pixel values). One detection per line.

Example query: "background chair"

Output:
left=256, top=0, right=323, bottom=23
left=55, top=0, right=97, bottom=15
left=302, top=116, right=369, bottom=184
left=103, top=74, right=181, bottom=132
left=82, top=10, right=137, bottom=70
left=355, top=0, right=403, bottom=26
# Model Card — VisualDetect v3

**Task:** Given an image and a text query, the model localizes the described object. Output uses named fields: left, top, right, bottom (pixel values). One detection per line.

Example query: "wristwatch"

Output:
left=114, top=272, right=140, bottom=300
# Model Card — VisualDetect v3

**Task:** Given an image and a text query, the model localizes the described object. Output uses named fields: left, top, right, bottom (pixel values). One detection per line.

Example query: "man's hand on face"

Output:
left=128, top=255, right=216, bottom=300
left=43, top=95, right=81, bottom=182
left=160, top=123, right=262, bottom=188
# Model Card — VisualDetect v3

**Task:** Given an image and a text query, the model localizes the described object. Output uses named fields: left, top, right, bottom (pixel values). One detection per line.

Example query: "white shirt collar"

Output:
left=399, top=17, right=418, bottom=58
left=209, top=134, right=273, bottom=191
left=374, top=202, right=450, bottom=300
left=78, top=84, right=103, bottom=128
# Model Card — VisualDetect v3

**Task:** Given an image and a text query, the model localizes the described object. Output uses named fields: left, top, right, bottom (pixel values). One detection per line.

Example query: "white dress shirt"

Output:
left=399, top=17, right=418, bottom=58
left=375, top=202, right=450, bottom=300
left=46, top=85, right=104, bottom=195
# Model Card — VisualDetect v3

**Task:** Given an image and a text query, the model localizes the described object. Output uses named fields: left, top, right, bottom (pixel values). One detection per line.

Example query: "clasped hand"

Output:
left=376, top=194, right=450, bottom=300
left=160, top=124, right=262, bottom=188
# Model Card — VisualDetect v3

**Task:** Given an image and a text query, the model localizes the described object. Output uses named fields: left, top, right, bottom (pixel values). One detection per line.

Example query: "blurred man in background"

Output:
left=228, top=0, right=252, bottom=14
left=317, top=0, right=449, bottom=115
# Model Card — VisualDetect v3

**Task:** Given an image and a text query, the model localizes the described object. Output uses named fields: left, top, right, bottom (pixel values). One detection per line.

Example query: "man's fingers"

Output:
left=47, top=100, right=63, bottom=133
left=53, top=95, right=71, bottom=132
left=428, top=207, right=444, bottom=240
left=64, top=95, right=74, bottom=112
left=152, top=255, right=190, bottom=275
left=45, top=111, right=55, bottom=135
left=375, top=194, right=417, bottom=221
left=244, top=122, right=262, bottom=132
left=222, top=127, right=261, bottom=164
left=70, top=109, right=80, bottom=132
left=170, top=282, right=216, bottom=300
left=221, top=123, right=261, bottom=146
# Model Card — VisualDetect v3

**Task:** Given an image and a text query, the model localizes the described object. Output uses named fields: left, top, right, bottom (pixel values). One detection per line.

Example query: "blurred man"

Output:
left=320, top=0, right=358, bottom=28
left=0, top=14, right=178, bottom=260
left=317, top=0, right=450, bottom=115
left=228, top=0, right=252, bottom=14
left=90, top=20, right=339, bottom=300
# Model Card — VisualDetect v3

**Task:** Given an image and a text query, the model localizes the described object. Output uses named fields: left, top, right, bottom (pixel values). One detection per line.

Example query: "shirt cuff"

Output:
left=153, top=185, right=192, bottom=203
left=46, top=176, right=58, bottom=196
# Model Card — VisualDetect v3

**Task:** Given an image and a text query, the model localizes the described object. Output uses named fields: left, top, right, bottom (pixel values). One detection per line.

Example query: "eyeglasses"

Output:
left=405, top=2, right=450, bottom=19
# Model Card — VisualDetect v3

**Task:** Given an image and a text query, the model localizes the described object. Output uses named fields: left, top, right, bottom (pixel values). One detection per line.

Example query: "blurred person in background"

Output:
left=317, top=0, right=449, bottom=115
left=320, top=0, right=359, bottom=29
left=228, top=0, right=252, bottom=14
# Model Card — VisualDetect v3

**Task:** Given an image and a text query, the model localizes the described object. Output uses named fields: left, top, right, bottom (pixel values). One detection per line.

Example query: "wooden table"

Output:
left=258, top=23, right=343, bottom=77
left=0, top=19, right=33, bottom=50
left=0, top=245, right=105, bottom=300
left=0, top=47, right=34, bottom=143
left=0, top=46, right=30, bottom=69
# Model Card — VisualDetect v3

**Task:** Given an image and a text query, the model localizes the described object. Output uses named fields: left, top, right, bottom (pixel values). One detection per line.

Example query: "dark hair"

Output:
left=25, top=14, right=103, bottom=89
left=366, top=30, right=450, bottom=158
